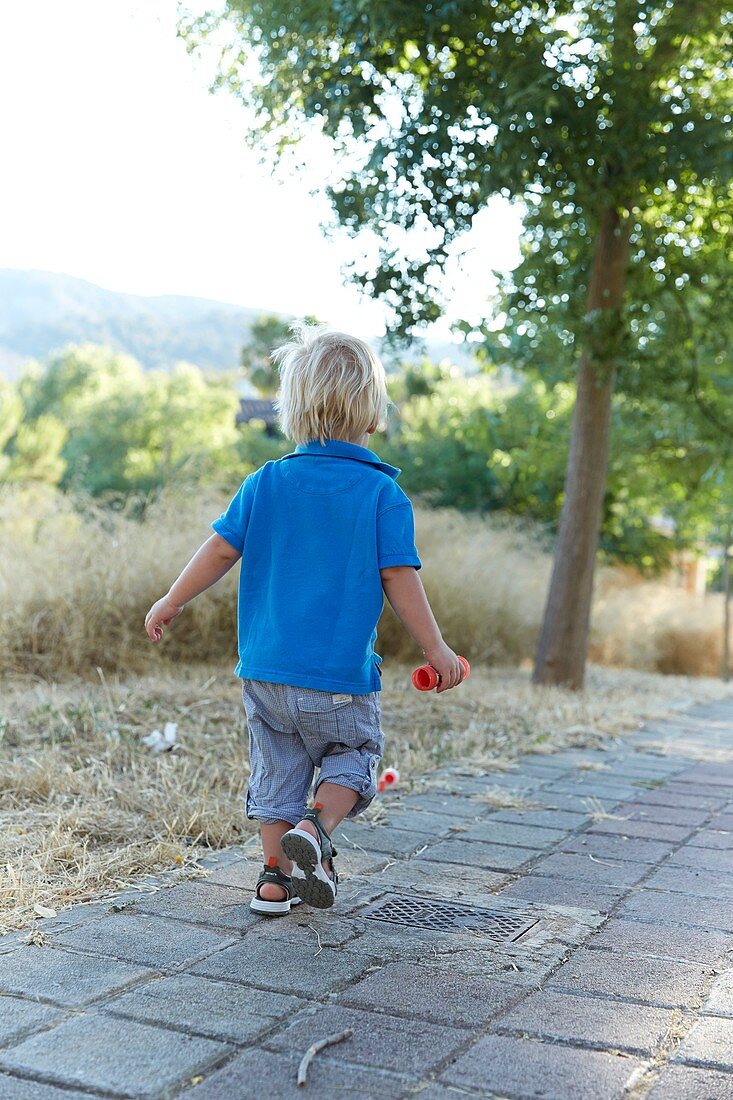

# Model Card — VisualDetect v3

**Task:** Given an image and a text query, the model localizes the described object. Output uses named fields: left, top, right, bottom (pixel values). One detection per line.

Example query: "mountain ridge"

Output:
left=0, top=268, right=475, bottom=379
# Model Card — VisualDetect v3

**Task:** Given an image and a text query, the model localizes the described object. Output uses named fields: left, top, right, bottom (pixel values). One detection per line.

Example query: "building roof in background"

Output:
left=237, top=398, right=277, bottom=425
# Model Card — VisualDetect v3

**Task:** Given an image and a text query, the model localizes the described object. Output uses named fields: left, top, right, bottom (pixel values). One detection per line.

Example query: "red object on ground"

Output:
left=378, top=767, right=400, bottom=793
left=411, top=656, right=471, bottom=691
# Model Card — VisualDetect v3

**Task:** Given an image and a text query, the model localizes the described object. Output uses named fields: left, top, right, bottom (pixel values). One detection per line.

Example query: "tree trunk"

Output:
left=723, top=531, right=731, bottom=683
left=533, top=207, right=630, bottom=690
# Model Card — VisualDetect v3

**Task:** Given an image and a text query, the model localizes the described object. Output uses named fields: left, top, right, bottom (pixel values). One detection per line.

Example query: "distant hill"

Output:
left=0, top=269, right=477, bottom=379
left=0, top=269, right=264, bottom=378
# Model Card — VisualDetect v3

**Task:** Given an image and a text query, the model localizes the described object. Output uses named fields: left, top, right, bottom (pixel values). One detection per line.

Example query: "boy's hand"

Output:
left=423, top=641, right=465, bottom=694
left=144, top=596, right=184, bottom=643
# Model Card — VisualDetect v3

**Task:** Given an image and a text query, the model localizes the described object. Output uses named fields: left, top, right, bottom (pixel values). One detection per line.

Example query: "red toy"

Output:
left=377, top=767, right=400, bottom=792
left=411, top=656, right=470, bottom=691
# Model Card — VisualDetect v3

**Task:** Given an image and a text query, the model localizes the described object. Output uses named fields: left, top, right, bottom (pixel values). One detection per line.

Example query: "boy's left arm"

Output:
left=144, top=534, right=241, bottom=643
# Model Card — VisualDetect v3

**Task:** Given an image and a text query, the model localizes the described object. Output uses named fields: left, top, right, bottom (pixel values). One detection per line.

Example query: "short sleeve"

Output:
left=211, top=476, right=255, bottom=554
left=377, top=501, right=422, bottom=570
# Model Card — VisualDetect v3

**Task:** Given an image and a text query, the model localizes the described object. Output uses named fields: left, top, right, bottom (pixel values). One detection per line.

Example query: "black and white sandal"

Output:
left=280, top=802, right=339, bottom=909
left=250, top=857, right=302, bottom=915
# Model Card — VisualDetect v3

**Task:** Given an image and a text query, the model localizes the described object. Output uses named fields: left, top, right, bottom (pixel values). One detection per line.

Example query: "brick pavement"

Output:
left=0, top=700, right=732, bottom=1098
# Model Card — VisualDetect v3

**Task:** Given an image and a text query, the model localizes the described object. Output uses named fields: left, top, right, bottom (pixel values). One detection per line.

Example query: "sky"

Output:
left=0, top=1, right=524, bottom=339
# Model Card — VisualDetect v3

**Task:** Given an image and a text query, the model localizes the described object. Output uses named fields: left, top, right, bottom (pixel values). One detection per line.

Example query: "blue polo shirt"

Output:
left=211, top=439, right=422, bottom=693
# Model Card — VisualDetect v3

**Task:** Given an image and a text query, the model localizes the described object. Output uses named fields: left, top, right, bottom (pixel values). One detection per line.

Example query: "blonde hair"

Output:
left=272, top=323, right=390, bottom=445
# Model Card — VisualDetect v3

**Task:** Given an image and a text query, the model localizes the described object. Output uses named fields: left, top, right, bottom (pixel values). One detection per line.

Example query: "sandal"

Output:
left=250, top=857, right=302, bottom=915
left=281, top=802, right=339, bottom=909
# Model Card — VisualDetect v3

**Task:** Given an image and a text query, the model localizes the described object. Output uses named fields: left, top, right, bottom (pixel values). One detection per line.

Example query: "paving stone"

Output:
left=614, top=804, right=711, bottom=828
left=460, top=820, right=568, bottom=848
left=539, top=792, right=620, bottom=813
left=646, top=1065, right=733, bottom=1099
left=397, top=793, right=489, bottom=818
left=713, top=814, right=733, bottom=830
left=561, top=832, right=675, bottom=864
left=131, top=880, right=262, bottom=930
left=675, top=1016, right=733, bottom=1070
left=588, top=817, right=694, bottom=842
left=0, top=1013, right=228, bottom=1098
left=702, top=970, right=733, bottom=1017
left=335, top=824, right=431, bottom=857
left=686, top=831, right=733, bottom=851
left=420, top=838, right=541, bottom=871
left=587, top=920, right=732, bottom=965
left=547, top=946, right=712, bottom=1006
left=427, top=774, right=545, bottom=796
left=681, top=766, right=733, bottom=789
left=668, top=847, right=733, bottom=875
left=0, top=1077, right=92, bottom=1100
left=205, top=859, right=268, bottom=889
left=499, top=875, right=624, bottom=914
left=375, top=808, right=455, bottom=836
left=190, top=938, right=375, bottom=997
left=253, top=910, right=360, bottom=948
left=265, top=1003, right=466, bottom=1076
left=529, top=851, right=648, bottom=888
left=337, top=962, right=522, bottom=1027
left=0, top=997, right=62, bottom=1048
left=494, top=988, right=674, bottom=1053
left=543, top=780, right=641, bottom=801
left=0, top=947, right=153, bottom=1007
left=492, top=808, right=589, bottom=831
left=667, top=783, right=733, bottom=801
left=631, top=789, right=726, bottom=812
left=185, top=1047, right=413, bottom=1099
left=608, top=761, right=684, bottom=778
left=357, top=858, right=509, bottom=897
left=618, top=890, right=733, bottom=933
left=103, top=972, right=304, bottom=1043
left=52, top=912, right=236, bottom=970
left=406, top=1087, right=479, bottom=1100
left=643, top=866, right=733, bottom=901
left=438, top=1034, right=643, bottom=1100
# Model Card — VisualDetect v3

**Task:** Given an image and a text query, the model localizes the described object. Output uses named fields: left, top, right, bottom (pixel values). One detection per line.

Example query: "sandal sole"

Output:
left=249, top=895, right=302, bottom=915
left=281, top=831, right=336, bottom=910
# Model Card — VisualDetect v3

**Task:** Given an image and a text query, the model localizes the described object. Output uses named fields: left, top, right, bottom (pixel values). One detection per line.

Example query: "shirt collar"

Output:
left=285, top=439, right=401, bottom=480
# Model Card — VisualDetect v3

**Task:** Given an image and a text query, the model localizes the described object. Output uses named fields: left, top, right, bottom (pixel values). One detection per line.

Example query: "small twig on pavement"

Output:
left=587, top=854, right=615, bottom=866
left=308, top=924, right=323, bottom=957
left=297, top=1029, right=353, bottom=1086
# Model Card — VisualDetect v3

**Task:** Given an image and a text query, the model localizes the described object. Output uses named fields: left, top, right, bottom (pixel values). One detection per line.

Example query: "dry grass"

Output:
left=472, top=788, right=540, bottom=812
left=1, top=659, right=730, bottom=935
left=0, top=485, right=728, bottom=679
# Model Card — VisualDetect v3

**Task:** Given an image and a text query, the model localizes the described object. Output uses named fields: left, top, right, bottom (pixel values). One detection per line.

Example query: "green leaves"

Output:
left=183, top=0, right=732, bottom=338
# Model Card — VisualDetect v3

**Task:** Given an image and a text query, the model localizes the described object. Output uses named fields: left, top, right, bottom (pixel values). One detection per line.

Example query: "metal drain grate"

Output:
left=362, top=893, right=539, bottom=941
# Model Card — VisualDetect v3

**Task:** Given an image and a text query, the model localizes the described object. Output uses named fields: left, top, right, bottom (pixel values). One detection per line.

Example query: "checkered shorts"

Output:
left=241, top=679, right=385, bottom=826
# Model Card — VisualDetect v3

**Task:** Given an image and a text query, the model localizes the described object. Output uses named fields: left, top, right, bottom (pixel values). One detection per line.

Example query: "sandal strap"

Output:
left=303, top=804, right=338, bottom=862
left=255, top=864, right=294, bottom=899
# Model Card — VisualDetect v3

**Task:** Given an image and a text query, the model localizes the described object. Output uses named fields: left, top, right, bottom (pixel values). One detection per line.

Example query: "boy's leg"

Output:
left=293, top=782, right=358, bottom=878
left=242, top=681, right=313, bottom=901
left=258, top=822, right=295, bottom=901
left=289, top=687, right=383, bottom=889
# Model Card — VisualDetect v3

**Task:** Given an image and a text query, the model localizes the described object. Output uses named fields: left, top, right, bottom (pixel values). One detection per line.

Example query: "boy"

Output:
left=145, top=325, right=463, bottom=914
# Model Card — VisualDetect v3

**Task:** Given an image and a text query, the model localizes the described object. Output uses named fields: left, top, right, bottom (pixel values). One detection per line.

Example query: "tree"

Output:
left=241, top=315, right=292, bottom=396
left=16, top=345, right=241, bottom=496
left=241, top=314, right=318, bottom=395
left=184, top=0, right=732, bottom=687
left=0, top=377, right=67, bottom=485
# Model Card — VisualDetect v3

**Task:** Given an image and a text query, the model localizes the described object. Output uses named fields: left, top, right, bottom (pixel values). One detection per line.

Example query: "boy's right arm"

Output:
left=380, top=566, right=464, bottom=692
left=144, top=534, right=241, bottom=644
